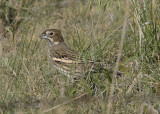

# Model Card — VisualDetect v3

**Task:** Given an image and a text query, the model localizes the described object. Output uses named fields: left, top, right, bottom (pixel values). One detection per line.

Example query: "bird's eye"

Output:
left=49, top=32, right=54, bottom=35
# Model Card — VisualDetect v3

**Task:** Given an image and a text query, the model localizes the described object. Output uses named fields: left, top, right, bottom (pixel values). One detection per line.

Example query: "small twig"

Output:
left=126, top=72, right=142, bottom=95
left=43, top=92, right=88, bottom=113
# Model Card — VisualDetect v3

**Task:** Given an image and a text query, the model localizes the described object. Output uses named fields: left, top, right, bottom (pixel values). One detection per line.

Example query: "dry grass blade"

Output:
left=0, top=19, right=4, bottom=59
left=106, top=0, right=130, bottom=113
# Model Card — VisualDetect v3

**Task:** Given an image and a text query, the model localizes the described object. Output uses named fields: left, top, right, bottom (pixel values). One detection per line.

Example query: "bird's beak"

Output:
left=40, top=33, right=48, bottom=39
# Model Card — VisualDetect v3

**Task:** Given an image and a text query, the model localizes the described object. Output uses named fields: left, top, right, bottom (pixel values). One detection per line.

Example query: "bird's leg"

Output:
left=58, top=78, right=66, bottom=97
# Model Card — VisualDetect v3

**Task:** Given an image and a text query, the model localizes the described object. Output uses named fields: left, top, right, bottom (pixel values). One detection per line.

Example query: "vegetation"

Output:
left=0, top=0, right=160, bottom=113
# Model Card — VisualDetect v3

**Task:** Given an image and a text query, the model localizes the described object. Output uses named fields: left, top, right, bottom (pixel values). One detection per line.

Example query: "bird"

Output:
left=40, top=29, right=122, bottom=81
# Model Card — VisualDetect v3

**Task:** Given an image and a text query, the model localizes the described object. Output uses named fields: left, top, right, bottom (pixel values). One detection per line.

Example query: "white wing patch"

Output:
left=52, top=57, right=81, bottom=63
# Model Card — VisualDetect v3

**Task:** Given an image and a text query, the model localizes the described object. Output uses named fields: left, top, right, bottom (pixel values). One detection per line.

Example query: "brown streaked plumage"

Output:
left=40, top=29, right=91, bottom=78
left=40, top=29, right=121, bottom=79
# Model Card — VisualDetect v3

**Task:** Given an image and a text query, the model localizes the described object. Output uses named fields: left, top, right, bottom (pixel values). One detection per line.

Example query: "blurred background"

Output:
left=0, top=0, right=160, bottom=113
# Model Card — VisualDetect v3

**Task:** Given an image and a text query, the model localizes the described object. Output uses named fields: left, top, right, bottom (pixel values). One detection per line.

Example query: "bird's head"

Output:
left=40, top=29, right=64, bottom=45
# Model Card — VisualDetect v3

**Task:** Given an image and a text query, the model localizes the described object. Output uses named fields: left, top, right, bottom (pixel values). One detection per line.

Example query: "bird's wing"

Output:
left=50, top=44, right=83, bottom=63
left=49, top=48, right=86, bottom=77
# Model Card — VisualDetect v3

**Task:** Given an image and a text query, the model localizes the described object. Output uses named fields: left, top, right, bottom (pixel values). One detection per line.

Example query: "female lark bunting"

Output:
left=40, top=29, right=121, bottom=79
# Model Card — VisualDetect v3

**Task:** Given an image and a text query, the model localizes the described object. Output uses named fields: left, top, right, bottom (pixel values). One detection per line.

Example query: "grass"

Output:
left=0, top=0, right=160, bottom=113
